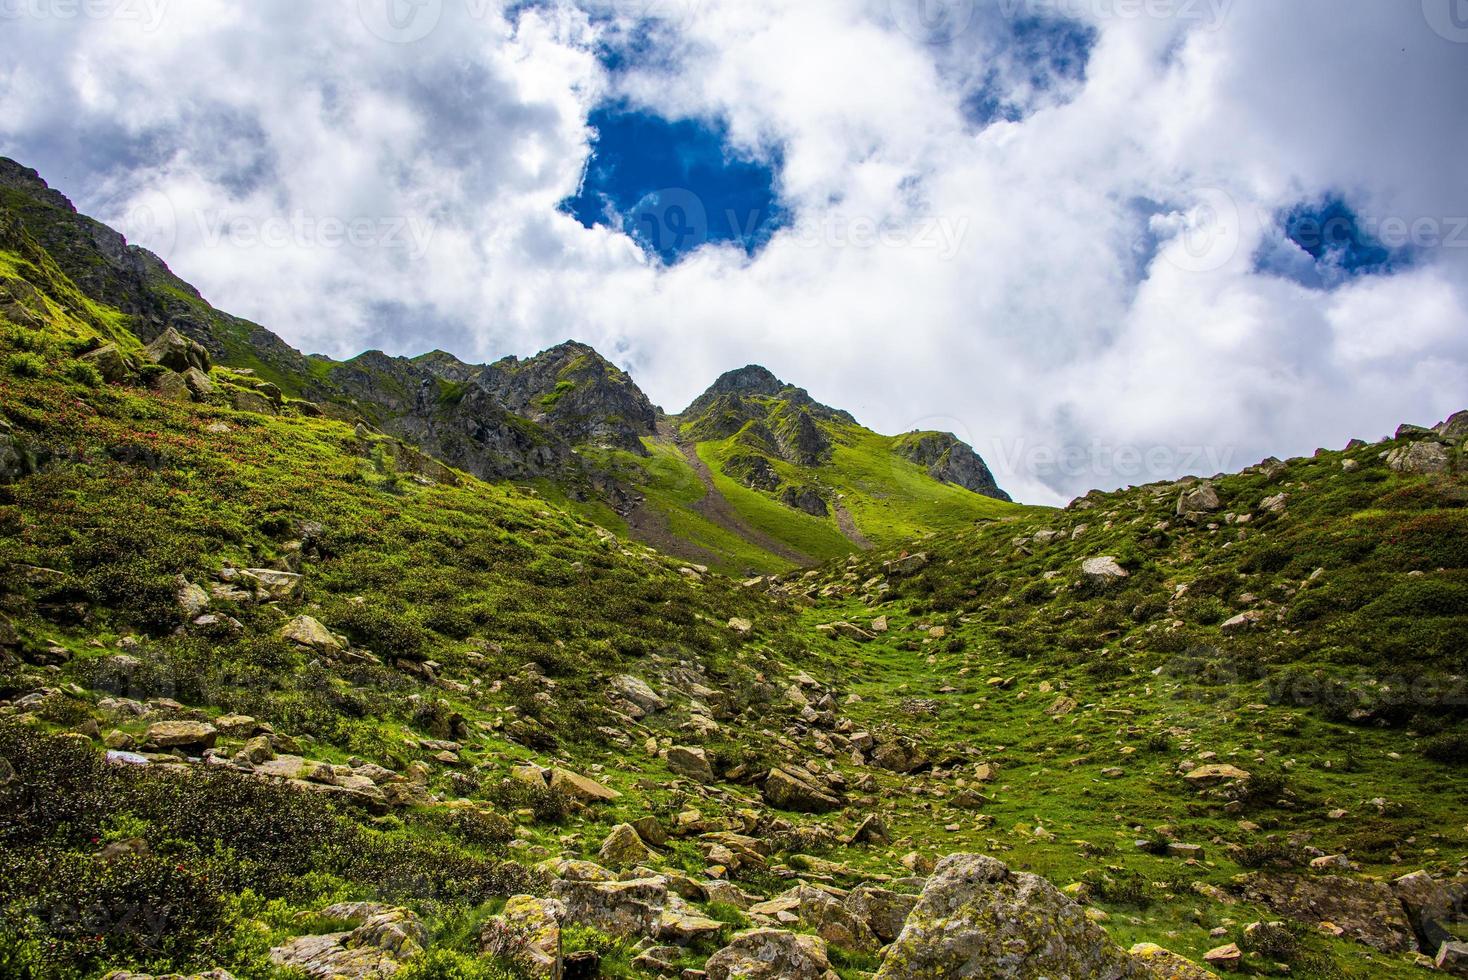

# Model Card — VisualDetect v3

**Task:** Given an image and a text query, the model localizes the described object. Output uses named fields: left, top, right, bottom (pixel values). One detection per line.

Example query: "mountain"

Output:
left=0, top=157, right=1021, bottom=574
left=2, top=158, right=1465, bottom=980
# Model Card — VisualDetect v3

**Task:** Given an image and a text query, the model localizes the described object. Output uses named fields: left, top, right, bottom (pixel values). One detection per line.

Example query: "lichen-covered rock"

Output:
left=551, top=876, right=667, bottom=939
left=1393, top=870, right=1455, bottom=951
left=846, top=885, right=919, bottom=944
left=704, top=928, right=840, bottom=980
left=762, top=765, right=843, bottom=813
left=1129, top=943, right=1220, bottom=979
left=281, top=615, right=341, bottom=652
left=750, top=884, right=879, bottom=953
left=873, top=854, right=1137, bottom=979
left=144, top=326, right=212, bottom=374
left=1233, top=872, right=1415, bottom=952
left=666, top=745, right=715, bottom=783
left=270, top=905, right=425, bottom=979
left=1386, top=441, right=1451, bottom=474
left=549, top=767, right=620, bottom=803
left=481, top=895, right=565, bottom=978
left=598, top=823, right=657, bottom=868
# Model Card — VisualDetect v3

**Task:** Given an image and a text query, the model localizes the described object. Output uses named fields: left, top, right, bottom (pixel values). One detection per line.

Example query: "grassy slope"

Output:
left=778, top=440, right=1468, bottom=978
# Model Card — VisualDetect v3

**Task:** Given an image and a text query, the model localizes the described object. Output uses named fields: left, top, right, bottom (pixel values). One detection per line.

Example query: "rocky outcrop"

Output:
left=874, top=854, right=1138, bottom=979
left=481, top=896, right=565, bottom=978
left=478, top=341, right=658, bottom=455
left=893, top=431, right=1012, bottom=502
left=1234, top=872, right=1416, bottom=953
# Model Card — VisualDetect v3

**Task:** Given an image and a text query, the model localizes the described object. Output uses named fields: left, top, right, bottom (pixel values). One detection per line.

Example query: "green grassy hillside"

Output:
left=1, top=184, right=1465, bottom=980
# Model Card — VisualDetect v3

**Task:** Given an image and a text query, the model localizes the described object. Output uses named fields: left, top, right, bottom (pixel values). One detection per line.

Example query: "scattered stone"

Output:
left=1202, top=943, right=1242, bottom=971
left=727, top=618, right=753, bottom=634
left=280, top=616, right=341, bottom=653
left=1184, top=765, right=1251, bottom=786
left=666, top=746, right=715, bottom=784
left=762, top=766, right=843, bottom=814
left=1081, top=556, right=1129, bottom=587
left=550, top=767, right=621, bottom=803
left=612, top=675, right=667, bottom=715
left=1129, top=943, right=1220, bottom=979
left=1178, top=483, right=1224, bottom=521
left=270, top=905, right=425, bottom=980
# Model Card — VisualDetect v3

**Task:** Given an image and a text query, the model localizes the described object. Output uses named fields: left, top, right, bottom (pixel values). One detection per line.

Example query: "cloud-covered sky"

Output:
left=3, top=0, right=1467, bottom=504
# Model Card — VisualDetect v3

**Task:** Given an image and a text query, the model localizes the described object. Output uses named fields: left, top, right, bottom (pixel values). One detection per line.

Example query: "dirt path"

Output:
left=833, top=500, right=874, bottom=550
left=659, top=422, right=814, bottom=567
left=623, top=496, right=723, bottom=569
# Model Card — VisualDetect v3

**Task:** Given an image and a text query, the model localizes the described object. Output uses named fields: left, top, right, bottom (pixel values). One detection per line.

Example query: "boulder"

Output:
left=873, top=854, right=1137, bottom=979
left=102, top=973, right=237, bottom=980
left=549, top=767, right=621, bottom=803
left=704, top=929, right=840, bottom=980
left=762, top=766, right=843, bottom=814
left=243, top=568, right=304, bottom=600
left=281, top=616, right=341, bottom=653
left=176, top=579, right=210, bottom=619
left=144, top=327, right=211, bottom=373
left=1184, top=765, right=1251, bottom=786
left=612, top=674, right=666, bottom=715
left=599, top=823, right=657, bottom=868
left=1387, top=441, right=1451, bottom=475
left=81, top=344, right=131, bottom=383
left=551, top=877, right=667, bottom=939
left=1234, top=872, right=1415, bottom=952
left=1392, top=870, right=1456, bottom=951
left=1201, top=944, right=1241, bottom=971
left=1178, top=483, right=1223, bottom=521
left=270, top=905, right=425, bottom=980
left=150, top=369, right=194, bottom=402
left=1438, top=410, right=1468, bottom=443
left=183, top=367, right=214, bottom=397
left=666, top=745, right=715, bottom=783
left=1439, top=942, right=1468, bottom=976
left=751, top=885, right=879, bottom=953
left=481, top=895, right=565, bottom=978
left=872, top=738, right=928, bottom=774
left=1081, top=556, right=1129, bottom=587
left=846, top=885, right=918, bottom=944
left=144, top=721, right=217, bottom=752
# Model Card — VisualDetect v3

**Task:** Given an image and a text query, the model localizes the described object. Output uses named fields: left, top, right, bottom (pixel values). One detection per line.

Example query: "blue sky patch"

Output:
left=962, top=14, right=1097, bottom=127
left=1254, top=195, right=1411, bottom=290
left=562, top=106, right=785, bottom=264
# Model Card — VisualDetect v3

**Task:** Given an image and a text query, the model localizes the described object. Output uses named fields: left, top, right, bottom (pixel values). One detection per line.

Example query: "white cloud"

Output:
left=1, top=0, right=1466, bottom=505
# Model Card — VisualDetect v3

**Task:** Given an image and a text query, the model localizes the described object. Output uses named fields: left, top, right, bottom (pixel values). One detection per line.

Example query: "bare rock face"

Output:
left=1234, top=872, right=1416, bottom=953
left=1386, top=441, right=1451, bottom=475
left=704, top=928, right=841, bottom=980
left=893, top=430, right=1012, bottom=502
left=873, top=854, right=1138, bottom=979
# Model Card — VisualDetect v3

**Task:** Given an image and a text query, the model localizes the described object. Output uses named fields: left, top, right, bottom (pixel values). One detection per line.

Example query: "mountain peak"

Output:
left=708, top=364, right=785, bottom=399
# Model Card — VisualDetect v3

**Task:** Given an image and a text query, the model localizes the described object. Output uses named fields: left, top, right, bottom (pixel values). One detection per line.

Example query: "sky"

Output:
left=2, top=0, right=1467, bottom=505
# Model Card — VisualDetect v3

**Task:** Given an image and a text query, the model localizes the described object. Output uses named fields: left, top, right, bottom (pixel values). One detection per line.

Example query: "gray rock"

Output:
left=481, top=895, right=565, bottom=978
left=1177, top=483, right=1223, bottom=521
left=81, top=344, right=132, bottom=383
left=1235, top=872, right=1415, bottom=953
left=762, top=766, right=843, bottom=814
left=1386, top=441, right=1451, bottom=475
left=144, top=326, right=212, bottom=374
left=666, top=745, right=715, bottom=783
left=874, top=854, right=1137, bottom=979
left=1081, top=556, right=1130, bottom=587
left=704, top=928, right=840, bottom=980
